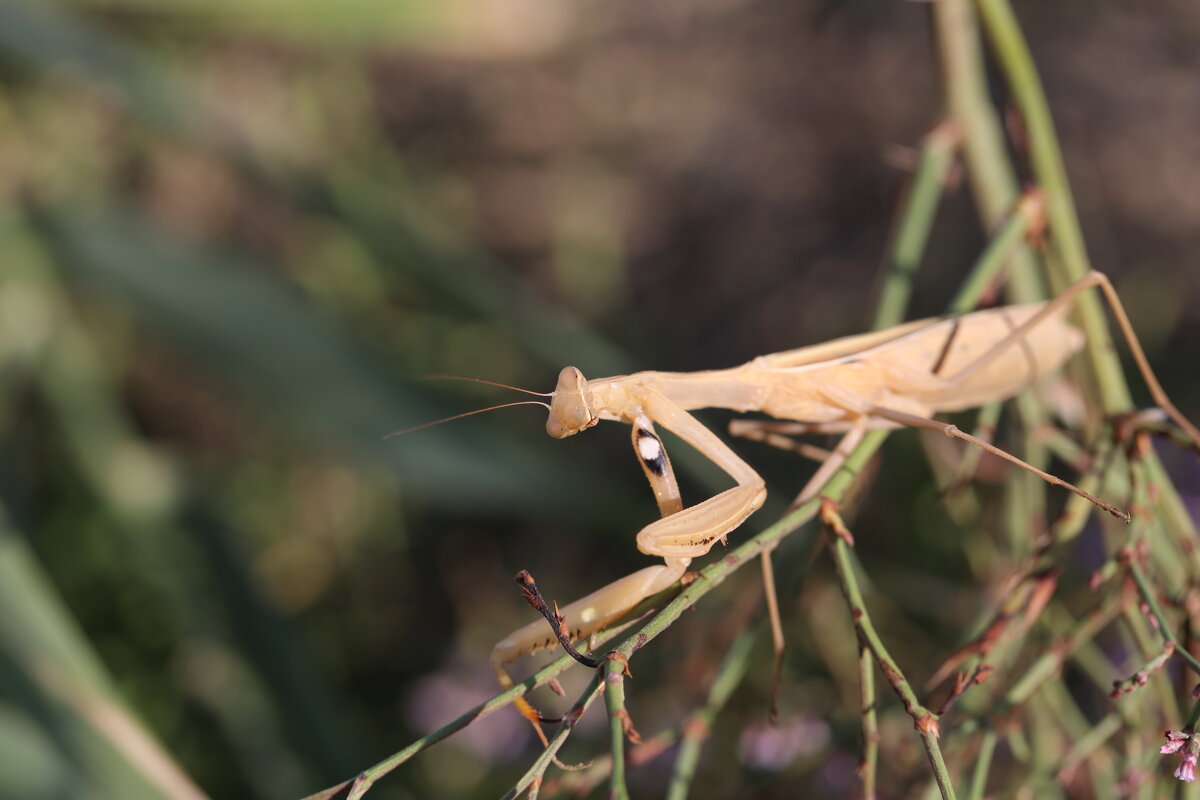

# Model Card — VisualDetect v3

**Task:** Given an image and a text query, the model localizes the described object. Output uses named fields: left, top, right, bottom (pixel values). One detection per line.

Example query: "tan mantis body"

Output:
left=488, top=271, right=1199, bottom=733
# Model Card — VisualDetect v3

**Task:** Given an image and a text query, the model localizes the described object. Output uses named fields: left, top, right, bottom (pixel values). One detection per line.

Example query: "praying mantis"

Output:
left=482, top=269, right=1200, bottom=738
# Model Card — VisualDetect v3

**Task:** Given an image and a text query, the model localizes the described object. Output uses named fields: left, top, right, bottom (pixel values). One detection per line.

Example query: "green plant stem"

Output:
left=873, top=119, right=961, bottom=331
left=604, top=658, right=632, bottom=800
left=1127, top=559, right=1200, bottom=677
left=1046, top=684, right=1120, bottom=800
left=665, top=628, right=758, bottom=800
left=317, top=609, right=647, bottom=800
left=947, top=190, right=1044, bottom=314
left=540, top=727, right=682, bottom=798
left=1118, top=457, right=1196, bottom=711
left=1146, top=458, right=1200, bottom=580
left=546, top=629, right=758, bottom=800
left=932, top=0, right=1041, bottom=303
left=1054, top=712, right=1122, bottom=795
left=859, top=644, right=880, bottom=800
left=965, top=727, right=996, bottom=800
left=826, top=514, right=956, bottom=799
left=974, top=0, right=1130, bottom=413
left=498, top=673, right=608, bottom=800
left=1001, top=593, right=1124, bottom=711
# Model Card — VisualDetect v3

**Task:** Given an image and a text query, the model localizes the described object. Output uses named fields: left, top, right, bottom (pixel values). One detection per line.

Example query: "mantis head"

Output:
left=546, top=366, right=598, bottom=439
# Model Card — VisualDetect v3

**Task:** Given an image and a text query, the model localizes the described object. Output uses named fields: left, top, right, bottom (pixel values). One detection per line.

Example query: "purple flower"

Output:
left=1175, top=754, right=1197, bottom=783
left=1162, top=730, right=1199, bottom=782
left=1162, top=730, right=1190, bottom=755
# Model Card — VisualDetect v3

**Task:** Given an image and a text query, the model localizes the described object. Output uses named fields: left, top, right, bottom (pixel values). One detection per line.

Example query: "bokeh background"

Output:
left=0, top=1, right=1197, bottom=798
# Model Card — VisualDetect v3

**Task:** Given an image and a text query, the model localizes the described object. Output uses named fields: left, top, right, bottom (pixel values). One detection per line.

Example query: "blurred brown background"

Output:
left=0, top=1, right=1197, bottom=798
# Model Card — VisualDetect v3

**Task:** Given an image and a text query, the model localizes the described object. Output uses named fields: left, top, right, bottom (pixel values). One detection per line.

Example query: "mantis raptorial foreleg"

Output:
left=490, top=419, right=690, bottom=743
left=491, top=401, right=765, bottom=740
left=629, top=389, right=766, bottom=557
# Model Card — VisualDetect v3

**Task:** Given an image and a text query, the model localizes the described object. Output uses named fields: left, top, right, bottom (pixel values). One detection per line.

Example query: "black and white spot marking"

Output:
left=636, top=429, right=667, bottom=476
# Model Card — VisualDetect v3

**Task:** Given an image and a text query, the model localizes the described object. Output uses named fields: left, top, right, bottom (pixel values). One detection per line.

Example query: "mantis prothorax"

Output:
left=470, top=270, right=1199, bottom=741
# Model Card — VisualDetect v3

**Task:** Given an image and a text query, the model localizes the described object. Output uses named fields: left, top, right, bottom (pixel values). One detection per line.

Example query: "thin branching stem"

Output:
left=873, top=119, right=961, bottom=330
left=1057, top=713, right=1122, bottom=787
left=1127, top=560, right=1200, bottom=678
left=932, top=0, right=1041, bottom=303
left=1001, top=593, right=1126, bottom=712
left=948, top=189, right=1045, bottom=314
left=665, top=628, right=758, bottom=800
left=545, top=631, right=758, bottom=800
left=974, top=0, right=1130, bottom=411
left=499, top=673, right=607, bottom=800
left=318, top=623, right=634, bottom=800
left=603, top=657, right=634, bottom=800
left=858, top=644, right=880, bottom=800
left=822, top=501, right=957, bottom=799
left=965, top=727, right=996, bottom=800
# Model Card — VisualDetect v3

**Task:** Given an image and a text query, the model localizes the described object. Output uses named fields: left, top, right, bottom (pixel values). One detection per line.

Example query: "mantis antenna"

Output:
left=384, top=401, right=551, bottom=438
left=385, top=375, right=552, bottom=438
left=420, top=374, right=552, bottom=397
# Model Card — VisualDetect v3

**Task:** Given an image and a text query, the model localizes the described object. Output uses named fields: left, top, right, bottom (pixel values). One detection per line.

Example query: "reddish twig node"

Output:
left=515, top=570, right=605, bottom=669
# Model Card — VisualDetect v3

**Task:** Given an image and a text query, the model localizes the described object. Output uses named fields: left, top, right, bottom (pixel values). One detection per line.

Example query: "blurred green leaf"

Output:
left=0, top=0, right=631, bottom=378
left=0, top=513, right=199, bottom=800
left=32, top=204, right=623, bottom=514
left=0, top=702, right=107, bottom=800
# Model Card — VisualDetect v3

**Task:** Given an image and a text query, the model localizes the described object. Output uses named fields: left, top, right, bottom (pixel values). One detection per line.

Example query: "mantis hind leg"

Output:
left=867, top=404, right=1129, bottom=521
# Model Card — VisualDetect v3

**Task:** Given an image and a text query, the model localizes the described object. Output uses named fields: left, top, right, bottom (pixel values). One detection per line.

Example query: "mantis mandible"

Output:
left=482, top=270, right=1200, bottom=738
